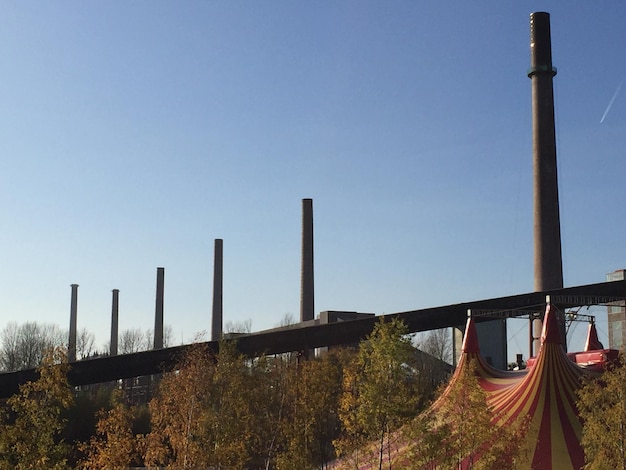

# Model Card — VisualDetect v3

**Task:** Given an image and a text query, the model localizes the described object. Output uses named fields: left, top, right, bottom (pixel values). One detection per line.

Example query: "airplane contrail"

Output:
left=600, top=81, right=623, bottom=123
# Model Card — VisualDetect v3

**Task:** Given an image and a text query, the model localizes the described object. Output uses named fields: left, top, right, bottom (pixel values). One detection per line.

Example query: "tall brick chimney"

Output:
left=110, top=289, right=119, bottom=356
left=300, top=198, right=314, bottom=323
left=211, top=239, right=224, bottom=342
left=68, top=284, right=79, bottom=362
left=154, top=267, right=165, bottom=349
left=528, top=12, right=565, bottom=354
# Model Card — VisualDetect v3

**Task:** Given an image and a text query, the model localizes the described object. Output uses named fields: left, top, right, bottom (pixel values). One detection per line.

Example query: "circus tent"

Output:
left=435, top=302, right=618, bottom=469
left=331, top=302, right=618, bottom=470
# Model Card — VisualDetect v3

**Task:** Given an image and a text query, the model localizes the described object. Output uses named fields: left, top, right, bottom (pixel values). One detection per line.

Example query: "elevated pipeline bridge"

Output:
left=1, top=279, right=625, bottom=399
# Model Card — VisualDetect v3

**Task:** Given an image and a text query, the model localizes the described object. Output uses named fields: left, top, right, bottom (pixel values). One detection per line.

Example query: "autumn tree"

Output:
left=79, top=389, right=140, bottom=469
left=335, top=351, right=374, bottom=469
left=0, top=347, right=74, bottom=469
left=248, top=352, right=299, bottom=469
left=577, top=356, right=626, bottom=470
left=144, top=339, right=257, bottom=468
left=423, top=362, right=491, bottom=468
left=144, top=343, right=214, bottom=468
left=207, top=339, right=257, bottom=468
left=336, top=317, right=419, bottom=469
left=275, top=351, right=344, bottom=469
left=63, top=385, right=119, bottom=462
left=407, top=359, right=526, bottom=469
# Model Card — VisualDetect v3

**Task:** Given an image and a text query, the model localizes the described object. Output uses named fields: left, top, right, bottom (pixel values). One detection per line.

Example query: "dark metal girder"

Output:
left=1, top=279, right=625, bottom=398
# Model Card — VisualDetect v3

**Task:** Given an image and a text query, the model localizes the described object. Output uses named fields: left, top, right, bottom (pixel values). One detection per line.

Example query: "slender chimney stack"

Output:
left=211, top=239, right=224, bottom=342
left=300, top=198, right=314, bottom=323
left=528, top=12, right=565, bottom=354
left=154, top=267, right=165, bottom=349
left=110, top=289, right=119, bottom=356
left=68, top=284, right=78, bottom=362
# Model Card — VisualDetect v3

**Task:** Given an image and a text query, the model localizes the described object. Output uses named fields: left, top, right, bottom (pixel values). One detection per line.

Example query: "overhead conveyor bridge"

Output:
left=0, top=279, right=624, bottom=399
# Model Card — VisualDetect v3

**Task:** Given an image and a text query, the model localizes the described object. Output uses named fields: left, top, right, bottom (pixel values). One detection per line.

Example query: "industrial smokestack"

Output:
left=300, top=198, right=314, bottom=323
left=154, top=267, right=165, bottom=350
left=211, top=239, right=224, bottom=342
left=110, top=289, right=119, bottom=356
left=528, top=12, right=565, bottom=354
left=68, top=284, right=78, bottom=362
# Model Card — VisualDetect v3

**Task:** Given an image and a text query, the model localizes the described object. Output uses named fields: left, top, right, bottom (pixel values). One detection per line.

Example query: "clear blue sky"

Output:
left=1, top=3, right=624, bottom=359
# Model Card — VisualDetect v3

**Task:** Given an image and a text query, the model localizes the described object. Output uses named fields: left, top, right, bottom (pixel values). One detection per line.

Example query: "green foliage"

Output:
left=144, top=340, right=258, bottom=468
left=0, top=347, right=74, bottom=470
left=577, top=355, right=626, bottom=470
left=64, top=385, right=117, bottom=462
left=275, top=352, right=343, bottom=469
left=435, top=363, right=493, bottom=468
left=336, top=317, right=420, bottom=469
left=406, top=359, right=526, bottom=469
left=0, top=328, right=440, bottom=468
left=208, top=340, right=257, bottom=468
left=143, top=341, right=351, bottom=469
left=144, top=343, right=217, bottom=468
left=249, top=353, right=294, bottom=467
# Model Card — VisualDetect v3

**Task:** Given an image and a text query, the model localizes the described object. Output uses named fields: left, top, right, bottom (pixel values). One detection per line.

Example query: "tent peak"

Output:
left=462, top=311, right=481, bottom=354
left=584, top=322, right=604, bottom=351
left=541, top=303, right=564, bottom=345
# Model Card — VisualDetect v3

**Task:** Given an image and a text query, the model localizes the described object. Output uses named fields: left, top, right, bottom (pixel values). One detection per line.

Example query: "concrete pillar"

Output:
left=211, top=239, right=224, bottom=342
left=68, top=284, right=78, bottom=362
left=110, top=289, right=119, bottom=356
left=452, top=326, right=464, bottom=367
left=154, top=267, right=165, bottom=350
left=528, top=12, right=565, bottom=354
left=300, top=198, right=314, bottom=323
left=530, top=310, right=543, bottom=357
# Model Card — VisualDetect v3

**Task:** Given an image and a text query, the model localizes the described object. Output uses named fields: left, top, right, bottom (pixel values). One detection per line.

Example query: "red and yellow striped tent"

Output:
left=332, top=304, right=617, bottom=469
left=438, top=304, right=616, bottom=469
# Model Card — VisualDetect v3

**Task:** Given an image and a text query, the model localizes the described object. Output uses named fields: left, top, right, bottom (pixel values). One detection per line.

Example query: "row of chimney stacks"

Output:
left=67, top=266, right=167, bottom=360
left=67, top=198, right=315, bottom=359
